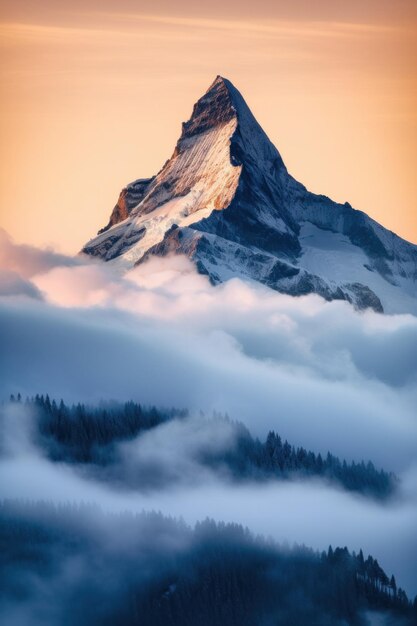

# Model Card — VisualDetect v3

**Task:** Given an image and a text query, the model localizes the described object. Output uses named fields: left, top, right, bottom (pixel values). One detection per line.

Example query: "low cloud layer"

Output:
left=0, top=232, right=416, bottom=596
left=0, top=260, right=416, bottom=471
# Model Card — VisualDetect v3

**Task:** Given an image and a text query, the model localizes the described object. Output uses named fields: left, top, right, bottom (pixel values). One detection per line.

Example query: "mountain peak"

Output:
left=206, top=75, right=240, bottom=99
left=209, top=74, right=229, bottom=88
left=179, top=75, right=285, bottom=169
left=179, top=75, right=237, bottom=142
left=82, top=76, right=417, bottom=315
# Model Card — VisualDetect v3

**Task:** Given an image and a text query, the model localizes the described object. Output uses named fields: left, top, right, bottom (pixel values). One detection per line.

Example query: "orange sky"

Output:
left=0, top=0, right=416, bottom=252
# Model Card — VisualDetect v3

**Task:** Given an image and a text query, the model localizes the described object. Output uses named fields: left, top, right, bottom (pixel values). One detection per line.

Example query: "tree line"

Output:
left=8, top=394, right=397, bottom=498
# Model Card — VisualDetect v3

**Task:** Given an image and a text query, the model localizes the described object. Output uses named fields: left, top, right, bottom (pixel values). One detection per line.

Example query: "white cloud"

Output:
left=0, top=235, right=416, bottom=596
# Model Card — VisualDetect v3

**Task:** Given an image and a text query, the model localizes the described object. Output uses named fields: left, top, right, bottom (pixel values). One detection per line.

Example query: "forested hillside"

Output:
left=18, top=394, right=397, bottom=499
left=1, top=501, right=415, bottom=626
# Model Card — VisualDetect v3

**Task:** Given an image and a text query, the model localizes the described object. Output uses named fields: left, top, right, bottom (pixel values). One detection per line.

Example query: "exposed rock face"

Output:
left=82, top=76, right=417, bottom=314
left=98, top=178, right=154, bottom=235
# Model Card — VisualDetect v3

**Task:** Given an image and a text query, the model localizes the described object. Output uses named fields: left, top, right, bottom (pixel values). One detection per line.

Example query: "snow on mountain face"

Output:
left=82, top=76, right=417, bottom=314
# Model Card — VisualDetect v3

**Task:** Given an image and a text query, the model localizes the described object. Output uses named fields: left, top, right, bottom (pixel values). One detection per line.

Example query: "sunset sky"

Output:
left=1, top=0, right=416, bottom=252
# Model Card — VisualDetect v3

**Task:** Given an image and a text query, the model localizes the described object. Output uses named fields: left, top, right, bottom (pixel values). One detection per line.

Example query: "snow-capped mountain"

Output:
left=82, top=76, right=417, bottom=314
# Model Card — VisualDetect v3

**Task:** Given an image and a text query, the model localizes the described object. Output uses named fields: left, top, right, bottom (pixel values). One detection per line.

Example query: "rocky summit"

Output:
left=82, top=76, right=417, bottom=313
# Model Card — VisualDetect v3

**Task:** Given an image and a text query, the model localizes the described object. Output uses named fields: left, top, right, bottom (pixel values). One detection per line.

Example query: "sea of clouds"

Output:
left=0, top=227, right=416, bottom=595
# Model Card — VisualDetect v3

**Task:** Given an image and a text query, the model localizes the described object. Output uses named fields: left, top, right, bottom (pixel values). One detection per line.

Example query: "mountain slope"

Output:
left=82, top=76, right=417, bottom=314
